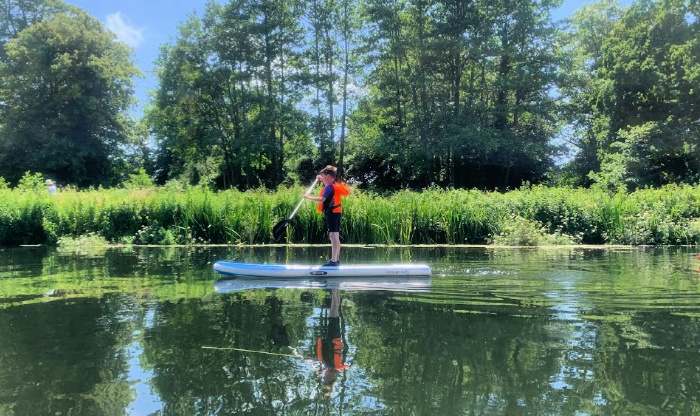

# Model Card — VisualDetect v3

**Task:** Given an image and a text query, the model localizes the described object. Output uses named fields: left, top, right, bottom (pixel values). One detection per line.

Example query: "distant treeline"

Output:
left=1, top=184, right=699, bottom=246
left=1, top=0, right=698, bottom=191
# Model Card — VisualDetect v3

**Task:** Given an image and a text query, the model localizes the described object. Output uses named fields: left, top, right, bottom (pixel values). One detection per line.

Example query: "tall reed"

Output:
left=1, top=184, right=699, bottom=246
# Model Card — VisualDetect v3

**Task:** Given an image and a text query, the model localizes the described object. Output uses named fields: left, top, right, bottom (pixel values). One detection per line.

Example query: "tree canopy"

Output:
left=0, top=0, right=698, bottom=191
left=0, top=8, right=141, bottom=186
left=146, top=0, right=312, bottom=189
left=561, top=0, right=700, bottom=190
left=346, top=0, right=562, bottom=189
left=147, top=0, right=566, bottom=190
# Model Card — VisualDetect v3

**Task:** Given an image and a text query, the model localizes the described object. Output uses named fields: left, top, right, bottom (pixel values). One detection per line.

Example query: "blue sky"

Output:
left=67, top=0, right=212, bottom=117
left=65, top=0, right=626, bottom=119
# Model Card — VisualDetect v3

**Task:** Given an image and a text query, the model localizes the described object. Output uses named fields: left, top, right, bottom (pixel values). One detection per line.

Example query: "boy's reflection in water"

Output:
left=316, top=289, right=349, bottom=394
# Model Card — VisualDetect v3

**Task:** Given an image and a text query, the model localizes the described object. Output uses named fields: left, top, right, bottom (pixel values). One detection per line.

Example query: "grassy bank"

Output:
left=1, top=184, right=699, bottom=246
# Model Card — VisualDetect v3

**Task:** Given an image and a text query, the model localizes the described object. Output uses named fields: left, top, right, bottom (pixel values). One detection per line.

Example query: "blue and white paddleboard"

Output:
left=213, top=261, right=431, bottom=279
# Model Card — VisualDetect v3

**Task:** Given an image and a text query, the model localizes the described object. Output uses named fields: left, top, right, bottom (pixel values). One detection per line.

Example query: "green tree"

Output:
left=306, top=0, right=339, bottom=168
left=557, top=0, right=625, bottom=187
left=350, top=0, right=441, bottom=189
left=487, top=0, right=561, bottom=188
left=146, top=13, right=219, bottom=187
left=302, top=0, right=361, bottom=178
left=0, top=11, right=141, bottom=187
left=148, top=0, right=311, bottom=190
left=348, top=0, right=560, bottom=189
left=565, top=0, right=700, bottom=190
left=0, top=0, right=76, bottom=60
left=335, top=0, right=362, bottom=178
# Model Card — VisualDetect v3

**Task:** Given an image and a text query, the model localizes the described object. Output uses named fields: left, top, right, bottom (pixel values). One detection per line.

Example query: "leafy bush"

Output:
left=135, top=223, right=178, bottom=245
left=122, top=168, right=154, bottom=189
left=16, top=171, right=46, bottom=192
left=490, top=216, right=580, bottom=246
left=57, top=233, right=108, bottom=248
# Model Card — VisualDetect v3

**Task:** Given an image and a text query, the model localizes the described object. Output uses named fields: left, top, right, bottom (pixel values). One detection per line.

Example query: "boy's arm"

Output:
left=304, top=183, right=330, bottom=203
left=304, top=194, right=325, bottom=203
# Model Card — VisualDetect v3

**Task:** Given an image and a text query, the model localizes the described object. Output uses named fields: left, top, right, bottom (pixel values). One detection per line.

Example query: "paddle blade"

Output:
left=272, top=219, right=291, bottom=241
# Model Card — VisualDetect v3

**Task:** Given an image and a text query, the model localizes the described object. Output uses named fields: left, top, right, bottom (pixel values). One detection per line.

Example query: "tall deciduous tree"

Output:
left=0, top=11, right=140, bottom=186
left=146, top=14, right=222, bottom=187
left=0, top=0, right=76, bottom=60
left=148, top=0, right=311, bottom=189
left=336, top=0, right=362, bottom=179
left=348, top=0, right=560, bottom=189
left=303, top=0, right=361, bottom=177
left=581, top=0, right=700, bottom=189
left=558, top=0, right=625, bottom=187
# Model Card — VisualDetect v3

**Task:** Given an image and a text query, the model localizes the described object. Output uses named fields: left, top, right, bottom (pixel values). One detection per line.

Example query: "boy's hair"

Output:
left=320, top=165, right=337, bottom=178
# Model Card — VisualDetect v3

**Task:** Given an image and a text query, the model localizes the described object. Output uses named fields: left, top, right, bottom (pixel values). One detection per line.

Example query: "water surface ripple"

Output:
left=1, top=245, right=699, bottom=415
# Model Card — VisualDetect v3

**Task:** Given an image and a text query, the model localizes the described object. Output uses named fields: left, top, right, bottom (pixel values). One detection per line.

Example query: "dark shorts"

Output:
left=325, top=212, right=341, bottom=233
left=326, top=316, right=341, bottom=339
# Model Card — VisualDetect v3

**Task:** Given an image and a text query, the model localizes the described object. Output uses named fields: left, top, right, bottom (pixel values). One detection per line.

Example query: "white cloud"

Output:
left=106, top=12, right=144, bottom=48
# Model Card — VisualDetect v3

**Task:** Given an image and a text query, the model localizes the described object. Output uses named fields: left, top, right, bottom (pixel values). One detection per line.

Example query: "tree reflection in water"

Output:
left=2, top=246, right=700, bottom=415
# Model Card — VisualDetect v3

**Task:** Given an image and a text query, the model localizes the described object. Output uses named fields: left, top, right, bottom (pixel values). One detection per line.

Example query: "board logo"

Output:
left=309, top=271, right=328, bottom=276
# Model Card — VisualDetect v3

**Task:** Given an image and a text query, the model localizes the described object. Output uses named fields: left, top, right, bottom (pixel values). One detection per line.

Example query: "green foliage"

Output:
left=0, top=10, right=141, bottom=187
left=0, top=188, right=48, bottom=245
left=145, top=0, right=567, bottom=191
left=122, top=168, right=155, bottom=189
left=0, top=177, right=8, bottom=190
left=0, top=184, right=699, bottom=247
left=56, top=233, right=108, bottom=248
left=2, top=0, right=699, bottom=194
left=1, top=0, right=699, bottom=195
left=135, top=223, right=178, bottom=245
left=563, top=0, right=700, bottom=190
left=491, top=216, right=546, bottom=246
left=348, top=0, right=561, bottom=190
left=16, top=171, right=45, bottom=192
left=491, top=216, right=581, bottom=246
left=0, top=0, right=77, bottom=61
left=147, top=1, right=311, bottom=190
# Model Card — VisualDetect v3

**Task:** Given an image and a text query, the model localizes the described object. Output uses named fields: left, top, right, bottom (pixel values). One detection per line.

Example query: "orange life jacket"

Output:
left=317, top=337, right=350, bottom=371
left=318, top=182, right=350, bottom=214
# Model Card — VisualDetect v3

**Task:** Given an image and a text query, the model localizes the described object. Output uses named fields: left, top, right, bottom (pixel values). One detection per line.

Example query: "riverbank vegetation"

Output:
left=1, top=180, right=698, bottom=247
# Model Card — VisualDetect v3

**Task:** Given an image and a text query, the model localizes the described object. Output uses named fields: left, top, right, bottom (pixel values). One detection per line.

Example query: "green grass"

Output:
left=1, top=184, right=699, bottom=246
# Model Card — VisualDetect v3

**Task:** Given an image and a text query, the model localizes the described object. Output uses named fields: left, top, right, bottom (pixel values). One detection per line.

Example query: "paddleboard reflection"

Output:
left=214, top=275, right=431, bottom=292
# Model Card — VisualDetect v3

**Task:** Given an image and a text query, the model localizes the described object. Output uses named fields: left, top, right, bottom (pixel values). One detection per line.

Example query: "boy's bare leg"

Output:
left=329, top=232, right=340, bottom=262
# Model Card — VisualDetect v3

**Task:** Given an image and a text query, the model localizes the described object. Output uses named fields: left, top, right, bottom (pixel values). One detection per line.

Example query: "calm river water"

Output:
left=1, top=245, right=700, bottom=415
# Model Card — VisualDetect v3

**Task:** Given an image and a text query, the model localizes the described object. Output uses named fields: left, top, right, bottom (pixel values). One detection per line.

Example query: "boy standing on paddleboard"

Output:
left=303, top=165, right=350, bottom=267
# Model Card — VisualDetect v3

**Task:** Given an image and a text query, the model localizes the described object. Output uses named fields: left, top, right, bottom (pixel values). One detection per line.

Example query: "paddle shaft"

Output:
left=288, top=178, right=319, bottom=220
